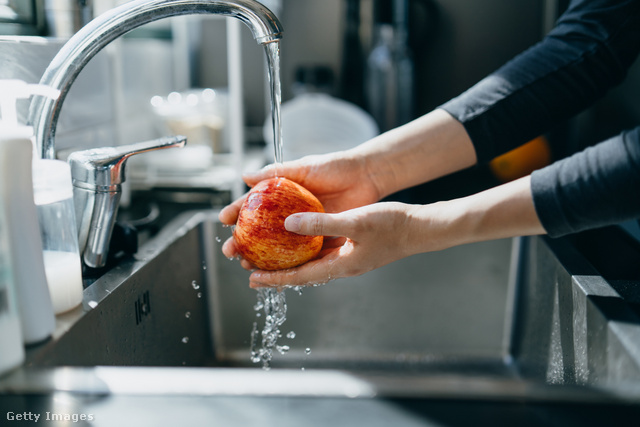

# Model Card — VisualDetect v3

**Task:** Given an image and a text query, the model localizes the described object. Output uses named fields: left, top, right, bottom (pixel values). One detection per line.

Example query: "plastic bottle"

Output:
left=0, top=80, right=58, bottom=344
left=340, top=0, right=365, bottom=108
left=0, top=168, right=24, bottom=375
left=366, top=0, right=414, bottom=132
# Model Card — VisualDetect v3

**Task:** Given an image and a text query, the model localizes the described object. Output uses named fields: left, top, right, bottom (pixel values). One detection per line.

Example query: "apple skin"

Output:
left=233, top=177, right=324, bottom=271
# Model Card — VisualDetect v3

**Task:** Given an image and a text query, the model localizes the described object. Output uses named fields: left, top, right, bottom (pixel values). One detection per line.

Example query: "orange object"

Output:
left=489, top=136, right=552, bottom=182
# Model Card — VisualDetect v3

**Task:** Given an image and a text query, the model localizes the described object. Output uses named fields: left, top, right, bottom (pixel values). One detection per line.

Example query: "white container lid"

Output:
left=33, top=159, right=74, bottom=205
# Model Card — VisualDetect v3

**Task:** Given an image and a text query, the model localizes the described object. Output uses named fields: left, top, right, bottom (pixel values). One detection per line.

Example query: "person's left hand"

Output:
left=234, top=201, right=420, bottom=289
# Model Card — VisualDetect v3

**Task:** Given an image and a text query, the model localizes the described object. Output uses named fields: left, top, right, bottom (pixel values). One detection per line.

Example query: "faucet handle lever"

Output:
left=69, top=135, right=187, bottom=188
left=69, top=135, right=186, bottom=269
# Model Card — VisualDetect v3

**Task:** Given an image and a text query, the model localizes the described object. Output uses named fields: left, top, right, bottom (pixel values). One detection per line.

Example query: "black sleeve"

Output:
left=531, top=128, right=640, bottom=237
left=440, top=0, right=640, bottom=162
left=438, top=0, right=640, bottom=237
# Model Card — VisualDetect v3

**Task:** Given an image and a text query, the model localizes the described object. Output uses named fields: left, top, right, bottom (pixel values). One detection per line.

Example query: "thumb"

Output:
left=285, top=212, right=350, bottom=237
left=242, top=164, right=278, bottom=186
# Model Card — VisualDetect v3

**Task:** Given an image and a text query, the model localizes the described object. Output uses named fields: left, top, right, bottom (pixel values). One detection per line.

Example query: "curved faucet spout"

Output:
left=29, top=0, right=283, bottom=160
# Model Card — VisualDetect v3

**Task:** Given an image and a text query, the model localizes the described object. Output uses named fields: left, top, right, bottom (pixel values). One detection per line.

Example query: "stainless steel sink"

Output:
left=24, top=209, right=514, bottom=372
left=4, top=209, right=640, bottom=410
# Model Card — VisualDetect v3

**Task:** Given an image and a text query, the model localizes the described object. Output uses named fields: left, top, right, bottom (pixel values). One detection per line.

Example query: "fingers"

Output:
left=218, top=193, right=247, bottom=225
left=248, top=252, right=339, bottom=289
left=222, top=237, right=259, bottom=271
left=243, top=158, right=313, bottom=187
left=221, top=236, right=239, bottom=259
left=284, top=212, right=353, bottom=237
left=242, top=164, right=278, bottom=186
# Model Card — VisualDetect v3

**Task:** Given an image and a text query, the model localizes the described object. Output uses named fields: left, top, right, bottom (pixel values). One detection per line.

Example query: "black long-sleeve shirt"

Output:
left=440, top=0, right=640, bottom=237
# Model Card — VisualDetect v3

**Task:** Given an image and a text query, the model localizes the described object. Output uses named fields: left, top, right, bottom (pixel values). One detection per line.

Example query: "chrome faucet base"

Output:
left=69, top=136, right=187, bottom=268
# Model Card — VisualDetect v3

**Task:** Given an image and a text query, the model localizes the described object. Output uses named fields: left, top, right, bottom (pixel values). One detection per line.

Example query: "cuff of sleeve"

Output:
left=439, top=95, right=497, bottom=164
left=530, top=167, right=573, bottom=238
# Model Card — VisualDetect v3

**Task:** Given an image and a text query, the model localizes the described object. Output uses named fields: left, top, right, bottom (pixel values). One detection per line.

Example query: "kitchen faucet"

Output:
left=27, top=0, right=283, bottom=268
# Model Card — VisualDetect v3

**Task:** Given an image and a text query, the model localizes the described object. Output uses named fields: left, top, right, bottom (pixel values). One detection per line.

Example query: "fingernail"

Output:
left=284, top=214, right=302, bottom=232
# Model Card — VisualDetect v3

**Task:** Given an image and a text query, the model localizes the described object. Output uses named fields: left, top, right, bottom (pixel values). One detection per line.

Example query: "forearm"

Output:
left=349, top=109, right=477, bottom=200
left=406, top=175, right=545, bottom=254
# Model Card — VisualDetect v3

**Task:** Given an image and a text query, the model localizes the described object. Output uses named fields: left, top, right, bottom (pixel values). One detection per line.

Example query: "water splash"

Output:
left=250, top=288, right=287, bottom=370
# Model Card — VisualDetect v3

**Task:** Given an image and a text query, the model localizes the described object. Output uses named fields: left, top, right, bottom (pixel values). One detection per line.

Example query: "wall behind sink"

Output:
left=6, top=0, right=635, bottom=159
left=197, top=0, right=545, bottom=127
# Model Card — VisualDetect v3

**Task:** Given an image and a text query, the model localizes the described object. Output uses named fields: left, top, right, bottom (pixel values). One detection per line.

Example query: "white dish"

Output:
left=263, top=93, right=379, bottom=162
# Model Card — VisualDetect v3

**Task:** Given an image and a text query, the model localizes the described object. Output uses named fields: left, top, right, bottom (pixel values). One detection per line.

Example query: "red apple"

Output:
left=233, top=177, right=324, bottom=271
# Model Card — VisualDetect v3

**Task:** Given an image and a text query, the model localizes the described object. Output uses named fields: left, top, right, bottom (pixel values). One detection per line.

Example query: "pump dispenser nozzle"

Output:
left=0, top=80, right=60, bottom=141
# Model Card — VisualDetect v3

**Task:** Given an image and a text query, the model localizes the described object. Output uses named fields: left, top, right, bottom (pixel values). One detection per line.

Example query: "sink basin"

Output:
left=25, top=209, right=515, bottom=373
left=4, top=209, right=640, bottom=412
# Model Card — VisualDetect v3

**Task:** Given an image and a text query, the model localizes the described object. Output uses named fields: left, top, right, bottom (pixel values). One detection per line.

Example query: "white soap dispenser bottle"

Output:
left=0, top=80, right=59, bottom=345
left=0, top=184, right=24, bottom=376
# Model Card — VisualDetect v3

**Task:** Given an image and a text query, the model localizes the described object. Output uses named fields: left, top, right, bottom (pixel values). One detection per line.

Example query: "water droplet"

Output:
left=304, top=348, right=311, bottom=355
left=293, top=286, right=303, bottom=296
left=87, top=300, right=98, bottom=309
left=192, top=280, right=200, bottom=290
left=182, top=336, right=189, bottom=344
left=276, top=345, right=290, bottom=354
left=286, top=331, right=296, bottom=339
left=197, top=292, right=202, bottom=299
left=215, top=236, right=222, bottom=243
left=301, top=367, right=305, bottom=371
left=185, top=311, right=191, bottom=319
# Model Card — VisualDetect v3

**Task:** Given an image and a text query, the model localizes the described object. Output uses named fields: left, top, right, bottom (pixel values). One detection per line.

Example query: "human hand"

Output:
left=229, top=175, right=546, bottom=287
left=244, top=201, right=418, bottom=288
left=219, top=152, right=383, bottom=270
left=219, top=151, right=382, bottom=226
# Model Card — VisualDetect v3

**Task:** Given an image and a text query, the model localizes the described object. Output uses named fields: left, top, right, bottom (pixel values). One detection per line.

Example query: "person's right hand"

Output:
left=219, top=151, right=382, bottom=226
left=218, top=151, right=384, bottom=269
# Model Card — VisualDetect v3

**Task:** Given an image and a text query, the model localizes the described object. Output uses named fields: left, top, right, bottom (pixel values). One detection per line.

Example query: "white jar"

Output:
left=33, top=159, right=83, bottom=314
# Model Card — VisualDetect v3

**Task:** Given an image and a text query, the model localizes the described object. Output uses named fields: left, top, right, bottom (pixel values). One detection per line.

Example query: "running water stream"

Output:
left=248, top=41, right=292, bottom=370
